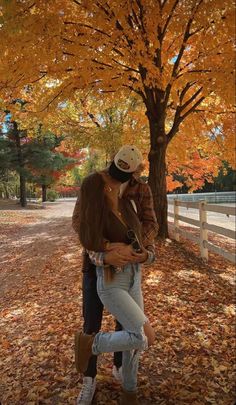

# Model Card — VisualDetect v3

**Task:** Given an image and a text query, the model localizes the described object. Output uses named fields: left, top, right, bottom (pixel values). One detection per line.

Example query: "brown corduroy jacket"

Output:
left=72, top=176, right=158, bottom=272
left=72, top=176, right=158, bottom=245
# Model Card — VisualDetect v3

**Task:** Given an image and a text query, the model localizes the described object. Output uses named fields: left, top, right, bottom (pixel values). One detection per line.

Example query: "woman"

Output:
left=75, top=146, right=155, bottom=404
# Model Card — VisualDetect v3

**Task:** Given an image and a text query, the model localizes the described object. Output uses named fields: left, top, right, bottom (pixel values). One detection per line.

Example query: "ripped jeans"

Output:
left=92, top=264, right=148, bottom=392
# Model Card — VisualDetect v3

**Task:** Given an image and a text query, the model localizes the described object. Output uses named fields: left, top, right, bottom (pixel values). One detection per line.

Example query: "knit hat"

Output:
left=109, top=145, right=143, bottom=183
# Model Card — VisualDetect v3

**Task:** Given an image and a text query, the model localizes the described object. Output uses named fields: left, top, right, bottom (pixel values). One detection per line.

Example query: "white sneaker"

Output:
left=112, top=365, right=123, bottom=383
left=76, top=376, right=96, bottom=404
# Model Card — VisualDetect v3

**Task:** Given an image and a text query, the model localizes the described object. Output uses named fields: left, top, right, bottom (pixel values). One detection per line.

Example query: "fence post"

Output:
left=174, top=198, right=180, bottom=241
left=199, top=200, right=208, bottom=261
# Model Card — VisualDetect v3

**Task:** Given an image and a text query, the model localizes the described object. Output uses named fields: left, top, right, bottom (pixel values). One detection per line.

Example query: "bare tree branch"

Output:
left=72, top=0, right=81, bottom=6
left=162, top=0, right=179, bottom=39
left=181, top=96, right=205, bottom=120
left=167, top=89, right=205, bottom=143
left=61, top=37, right=75, bottom=44
left=92, top=59, right=113, bottom=69
left=63, top=51, right=76, bottom=57
left=111, top=58, right=139, bottom=73
left=171, top=0, right=204, bottom=78
left=180, top=86, right=203, bottom=112
left=135, top=0, right=146, bottom=34
left=38, top=82, right=73, bottom=112
left=80, top=98, right=101, bottom=128
left=179, top=81, right=196, bottom=103
left=30, top=73, right=47, bottom=84
left=158, top=0, right=168, bottom=10
left=64, top=21, right=111, bottom=38
left=195, top=109, right=235, bottom=114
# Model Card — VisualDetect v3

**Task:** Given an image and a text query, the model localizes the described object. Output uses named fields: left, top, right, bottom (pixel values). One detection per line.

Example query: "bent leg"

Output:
left=113, top=320, right=122, bottom=369
left=82, top=272, right=103, bottom=378
left=95, top=265, right=148, bottom=391
left=96, top=267, right=147, bottom=334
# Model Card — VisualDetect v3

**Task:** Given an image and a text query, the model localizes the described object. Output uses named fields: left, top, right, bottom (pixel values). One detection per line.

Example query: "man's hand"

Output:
left=130, top=250, right=148, bottom=263
left=106, top=242, right=127, bottom=251
left=107, top=243, right=139, bottom=260
left=104, top=250, right=133, bottom=267
left=115, top=244, right=148, bottom=264
left=104, top=243, right=148, bottom=266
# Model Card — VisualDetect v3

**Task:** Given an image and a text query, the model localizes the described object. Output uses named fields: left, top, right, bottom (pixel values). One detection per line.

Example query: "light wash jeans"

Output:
left=92, top=264, right=148, bottom=391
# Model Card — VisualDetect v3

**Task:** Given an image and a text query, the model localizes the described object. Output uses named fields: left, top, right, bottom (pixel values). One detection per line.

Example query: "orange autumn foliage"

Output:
left=0, top=0, right=235, bottom=235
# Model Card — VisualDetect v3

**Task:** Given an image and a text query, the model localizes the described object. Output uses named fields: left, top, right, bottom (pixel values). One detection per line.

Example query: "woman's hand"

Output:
left=104, top=243, right=148, bottom=265
left=115, top=245, right=149, bottom=264
left=104, top=244, right=143, bottom=266
left=104, top=248, right=134, bottom=267
left=128, top=248, right=148, bottom=263
left=105, top=242, right=127, bottom=251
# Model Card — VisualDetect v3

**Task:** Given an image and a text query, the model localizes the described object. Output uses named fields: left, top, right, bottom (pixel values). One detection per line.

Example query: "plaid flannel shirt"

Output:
left=123, top=177, right=158, bottom=254
left=87, top=250, right=104, bottom=267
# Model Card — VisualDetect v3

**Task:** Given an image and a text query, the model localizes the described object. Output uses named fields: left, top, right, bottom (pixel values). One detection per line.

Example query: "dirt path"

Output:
left=0, top=201, right=77, bottom=293
left=0, top=201, right=83, bottom=405
left=0, top=201, right=235, bottom=405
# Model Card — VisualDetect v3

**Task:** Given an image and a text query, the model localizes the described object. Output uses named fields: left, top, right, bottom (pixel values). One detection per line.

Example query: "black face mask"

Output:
left=108, top=161, right=133, bottom=183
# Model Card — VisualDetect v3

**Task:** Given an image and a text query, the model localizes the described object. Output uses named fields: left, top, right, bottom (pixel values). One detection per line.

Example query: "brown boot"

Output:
left=119, top=390, right=139, bottom=405
left=74, top=331, right=94, bottom=373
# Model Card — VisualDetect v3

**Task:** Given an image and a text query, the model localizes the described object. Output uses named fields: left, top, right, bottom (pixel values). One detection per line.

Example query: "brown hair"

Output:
left=78, top=172, right=109, bottom=251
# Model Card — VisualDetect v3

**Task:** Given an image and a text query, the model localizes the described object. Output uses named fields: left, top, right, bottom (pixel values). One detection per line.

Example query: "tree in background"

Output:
left=26, top=130, right=78, bottom=201
left=54, top=95, right=231, bottom=195
left=200, top=162, right=236, bottom=193
left=0, top=169, right=19, bottom=199
left=0, top=117, right=79, bottom=204
left=166, top=129, right=222, bottom=193
left=168, top=161, right=236, bottom=194
left=0, top=0, right=235, bottom=235
left=47, top=94, right=226, bottom=194
left=0, top=118, right=29, bottom=206
left=41, top=94, right=149, bottom=162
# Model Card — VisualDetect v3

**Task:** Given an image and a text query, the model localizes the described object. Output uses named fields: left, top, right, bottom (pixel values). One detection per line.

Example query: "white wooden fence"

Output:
left=168, top=199, right=236, bottom=264
left=168, top=191, right=236, bottom=204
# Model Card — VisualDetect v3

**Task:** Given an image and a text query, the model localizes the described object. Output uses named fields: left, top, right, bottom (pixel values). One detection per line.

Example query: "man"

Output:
left=72, top=145, right=158, bottom=404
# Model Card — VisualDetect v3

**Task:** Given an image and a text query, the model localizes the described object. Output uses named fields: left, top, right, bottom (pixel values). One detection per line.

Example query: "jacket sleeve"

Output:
left=72, top=195, right=80, bottom=234
left=87, top=250, right=105, bottom=267
left=137, top=183, right=159, bottom=249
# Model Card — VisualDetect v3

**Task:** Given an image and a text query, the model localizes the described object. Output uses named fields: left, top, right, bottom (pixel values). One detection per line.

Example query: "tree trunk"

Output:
left=19, top=174, right=27, bottom=207
left=147, top=117, right=169, bottom=238
left=3, top=184, right=9, bottom=199
left=13, top=122, right=27, bottom=207
left=42, top=184, right=47, bottom=202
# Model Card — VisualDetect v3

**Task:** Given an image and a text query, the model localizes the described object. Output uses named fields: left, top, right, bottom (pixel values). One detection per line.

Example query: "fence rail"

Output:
left=168, top=191, right=236, bottom=204
left=168, top=199, right=236, bottom=264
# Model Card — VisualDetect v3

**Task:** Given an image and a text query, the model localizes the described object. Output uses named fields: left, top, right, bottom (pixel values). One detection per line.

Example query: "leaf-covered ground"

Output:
left=0, top=200, right=235, bottom=405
